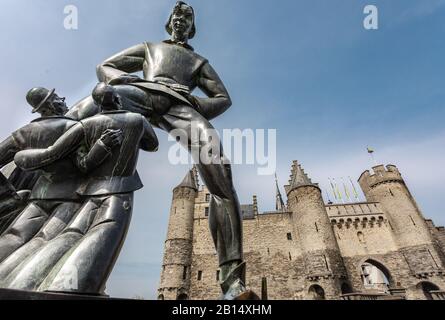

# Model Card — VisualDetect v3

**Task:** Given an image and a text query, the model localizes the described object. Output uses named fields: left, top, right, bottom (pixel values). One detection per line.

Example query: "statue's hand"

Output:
left=109, top=74, right=141, bottom=86
left=99, top=129, right=123, bottom=151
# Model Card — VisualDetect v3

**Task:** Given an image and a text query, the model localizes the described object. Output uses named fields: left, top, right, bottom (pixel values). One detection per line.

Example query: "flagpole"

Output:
left=367, top=146, right=377, bottom=166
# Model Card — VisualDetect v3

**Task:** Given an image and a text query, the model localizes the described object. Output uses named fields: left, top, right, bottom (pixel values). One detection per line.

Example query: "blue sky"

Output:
left=0, top=0, right=444, bottom=299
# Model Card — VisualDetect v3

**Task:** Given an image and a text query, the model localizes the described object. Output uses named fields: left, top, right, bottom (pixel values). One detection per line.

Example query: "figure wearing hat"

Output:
left=9, top=83, right=158, bottom=294
left=0, top=87, right=120, bottom=264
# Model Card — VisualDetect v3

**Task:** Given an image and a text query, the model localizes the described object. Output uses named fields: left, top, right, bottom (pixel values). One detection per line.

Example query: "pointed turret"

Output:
left=286, top=160, right=346, bottom=299
left=284, top=161, right=316, bottom=195
left=175, top=169, right=198, bottom=191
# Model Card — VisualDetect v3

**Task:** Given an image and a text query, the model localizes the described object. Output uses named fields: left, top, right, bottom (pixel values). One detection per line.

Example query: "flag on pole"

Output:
left=367, top=147, right=374, bottom=154
left=328, top=178, right=338, bottom=201
left=342, top=178, right=351, bottom=202
left=333, top=178, right=343, bottom=202
left=349, top=176, right=359, bottom=200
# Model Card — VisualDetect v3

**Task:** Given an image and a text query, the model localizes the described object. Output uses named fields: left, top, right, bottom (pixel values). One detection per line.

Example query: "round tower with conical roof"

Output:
left=285, top=161, right=347, bottom=299
left=158, top=168, right=198, bottom=300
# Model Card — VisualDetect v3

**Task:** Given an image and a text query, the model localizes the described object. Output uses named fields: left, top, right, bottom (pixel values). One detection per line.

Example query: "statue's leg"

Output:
left=0, top=201, right=81, bottom=283
left=4, top=199, right=98, bottom=290
left=41, top=194, right=133, bottom=294
left=157, top=105, right=246, bottom=299
left=66, top=85, right=153, bottom=121
left=0, top=201, right=52, bottom=263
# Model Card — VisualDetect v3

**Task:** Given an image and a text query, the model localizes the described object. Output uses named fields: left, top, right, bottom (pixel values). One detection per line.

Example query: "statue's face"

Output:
left=170, top=5, right=194, bottom=39
left=43, top=93, right=68, bottom=116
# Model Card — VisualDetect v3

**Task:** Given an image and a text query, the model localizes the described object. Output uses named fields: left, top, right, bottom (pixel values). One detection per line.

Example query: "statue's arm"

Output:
left=14, top=124, right=85, bottom=171
left=0, top=136, right=20, bottom=168
left=140, top=117, right=159, bottom=152
left=96, top=43, right=146, bottom=84
left=74, top=129, right=122, bottom=173
left=192, top=62, right=232, bottom=120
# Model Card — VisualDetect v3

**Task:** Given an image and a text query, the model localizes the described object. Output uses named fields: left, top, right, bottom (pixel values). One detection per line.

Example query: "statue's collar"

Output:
left=31, top=115, right=75, bottom=123
left=163, top=39, right=194, bottom=51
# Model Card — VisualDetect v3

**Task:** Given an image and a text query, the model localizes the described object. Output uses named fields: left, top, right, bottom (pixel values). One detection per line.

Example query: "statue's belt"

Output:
left=129, top=81, right=192, bottom=107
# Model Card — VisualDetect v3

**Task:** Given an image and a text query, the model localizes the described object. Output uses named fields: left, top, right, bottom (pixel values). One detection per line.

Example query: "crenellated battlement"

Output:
left=358, top=164, right=404, bottom=191
left=325, top=202, right=384, bottom=217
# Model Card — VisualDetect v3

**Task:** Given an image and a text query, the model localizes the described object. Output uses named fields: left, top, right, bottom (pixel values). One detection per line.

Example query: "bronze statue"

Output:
left=0, top=1, right=250, bottom=300
left=8, top=83, right=158, bottom=293
left=67, top=1, right=248, bottom=299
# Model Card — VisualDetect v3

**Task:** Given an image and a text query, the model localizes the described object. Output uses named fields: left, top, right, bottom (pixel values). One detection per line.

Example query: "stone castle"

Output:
left=158, top=161, right=445, bottom=300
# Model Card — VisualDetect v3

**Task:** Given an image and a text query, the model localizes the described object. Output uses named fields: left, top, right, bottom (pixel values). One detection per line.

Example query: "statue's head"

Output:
left=92, top=82, right=122, bottom=112
left=26, top=87, right=68, bottom=117
left=165, top=1, right=196, bottom=41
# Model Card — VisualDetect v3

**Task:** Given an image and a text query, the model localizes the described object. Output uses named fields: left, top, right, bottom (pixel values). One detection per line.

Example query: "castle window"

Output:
left=287, top=233, right=293, bottom=241
left=315, top=223, right=319, bottom=232
left=216, top=270, right=220, bottom=281
left=205, top=207, right=209, bottom=217
left=183, top=266, right=187, bottom=280
left=357, top=231, right=365, bottom=243
left=389, top=189, right=394, bottom=196
left=267, top=248, right=270, bottom=255
left=197, top=271, right=203, bottom=281
left=289, top=252, right=292, bottom=261
left=409, top=216, right=416, bottom=226
left=324, top=255, right=330, bottom=271
left=205, top=193, right=210, bottom=202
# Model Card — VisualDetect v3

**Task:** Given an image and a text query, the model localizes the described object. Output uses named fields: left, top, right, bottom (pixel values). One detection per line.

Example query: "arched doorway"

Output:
left=360, top=259, right=392, bottom=293
left=157, top=294, right=164, bottom=300
left=341, top=283, right=353, bottom=294
left=177, top=293, right=188, bottom=300
left=417, top=282, right=440, bottom=300
left=308, top=285, right=326, bottom=300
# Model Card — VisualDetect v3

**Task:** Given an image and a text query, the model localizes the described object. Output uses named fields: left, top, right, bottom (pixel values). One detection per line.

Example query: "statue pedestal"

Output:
left=0, top=288, right=114, bottom=300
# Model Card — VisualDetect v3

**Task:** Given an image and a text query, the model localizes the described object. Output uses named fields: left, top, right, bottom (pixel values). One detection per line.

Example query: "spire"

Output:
left=253, top=195, right=259, bottom=216
left=192, top=165, right=200, bottom=190
left=275, top=173, right=286, bottom=212
left=175, top=169, right=198, bottom=191
left=284, top=161, right=316, bottom=194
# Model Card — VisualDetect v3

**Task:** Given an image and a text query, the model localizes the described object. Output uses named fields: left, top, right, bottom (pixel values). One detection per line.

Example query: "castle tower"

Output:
left=158, top=169, right=198, bottom=300
left=358, top=165, right=444, bottom=274
left=285, top=161, right=347, bottom=299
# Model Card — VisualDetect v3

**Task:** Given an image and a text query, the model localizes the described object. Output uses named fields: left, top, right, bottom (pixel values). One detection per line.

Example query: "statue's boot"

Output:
left=219, top=261, right=260, bottom=300
left=0, top=201, right=81, bottom=284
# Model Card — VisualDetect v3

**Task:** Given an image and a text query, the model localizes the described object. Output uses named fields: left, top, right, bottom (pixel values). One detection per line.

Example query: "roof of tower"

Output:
left=284, top=161, right=317, bottom=194
left=175, top=169, right=198, bottom=191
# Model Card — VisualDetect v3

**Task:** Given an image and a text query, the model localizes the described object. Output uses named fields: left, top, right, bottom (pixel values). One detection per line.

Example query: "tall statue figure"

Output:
left=67, top=1, right=247, bottom=299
